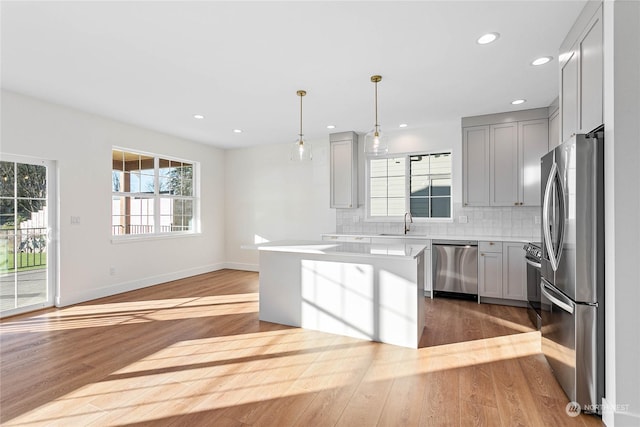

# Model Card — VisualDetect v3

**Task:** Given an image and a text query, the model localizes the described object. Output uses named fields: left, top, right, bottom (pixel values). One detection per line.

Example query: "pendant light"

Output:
left=364, top=75, right=388, bottom=156
left=290, top=90, right=312, bottom=161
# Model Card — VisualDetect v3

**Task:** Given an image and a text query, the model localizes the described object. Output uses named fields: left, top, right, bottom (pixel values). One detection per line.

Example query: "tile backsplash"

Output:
left=336, top=203, right=541, bottom=240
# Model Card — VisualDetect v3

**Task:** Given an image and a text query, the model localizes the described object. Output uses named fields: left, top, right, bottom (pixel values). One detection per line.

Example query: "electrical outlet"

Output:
left=458, top=215, right=468, bottom=224
left=109, top=267, right=116, bottom=276
left=352, top=215, right=360, bottom=223
left=534, top=216, right=541, bottom=225
left=70, top=216, right=81, bottom=225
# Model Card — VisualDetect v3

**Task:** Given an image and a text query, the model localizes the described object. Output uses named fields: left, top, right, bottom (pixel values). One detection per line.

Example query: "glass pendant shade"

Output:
left=364, top=127, right=388, bottom=156
left=291, top=138, right=312, bottom=161
left=291, top=89, right=312, bottom=161
left=364, top=75, right=388, bottom=156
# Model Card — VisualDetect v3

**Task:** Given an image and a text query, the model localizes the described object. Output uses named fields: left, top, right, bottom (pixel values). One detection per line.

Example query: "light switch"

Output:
left=70, top=216, right=81, bottom=225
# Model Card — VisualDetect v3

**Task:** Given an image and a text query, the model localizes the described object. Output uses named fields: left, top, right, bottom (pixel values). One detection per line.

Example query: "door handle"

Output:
left=542, top=162, right=559, bottom=271
left=541, top=280, right=574, bottom=314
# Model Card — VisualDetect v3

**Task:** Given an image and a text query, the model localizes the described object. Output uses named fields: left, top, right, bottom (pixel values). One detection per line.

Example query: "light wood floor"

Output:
left=1, top=269, right=603, bottom=426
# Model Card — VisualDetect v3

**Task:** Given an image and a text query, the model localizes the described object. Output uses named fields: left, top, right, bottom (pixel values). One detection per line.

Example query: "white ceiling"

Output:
left=1, top=1, right=586, bottom=149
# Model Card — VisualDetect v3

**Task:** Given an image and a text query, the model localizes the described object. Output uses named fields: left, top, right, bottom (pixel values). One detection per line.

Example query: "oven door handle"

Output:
left=526, top=258, right=541, bottom=269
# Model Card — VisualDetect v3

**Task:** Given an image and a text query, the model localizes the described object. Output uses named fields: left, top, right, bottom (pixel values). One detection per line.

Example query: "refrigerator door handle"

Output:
left=542, top=162, right=560, bottom=271
left=541, top=279, right=574, bottom=314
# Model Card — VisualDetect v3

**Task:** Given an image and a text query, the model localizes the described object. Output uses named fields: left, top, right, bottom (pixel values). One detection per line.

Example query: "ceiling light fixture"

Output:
left=531, top=56, right=553, bottom=66
left=327, top=125, right=336, bottom=129
left=399, top=123, right=408, bottom=128
left=477, top=32, right=500, bottom=45
left=290, top=90, right=312, bottom=161
left=233, top=129, right=242, bottom=133
left=364, top=75, right=388, bottom=156
left=193, top=114, right=205, bottom=119
left=511, top=99, right=526, bottom=105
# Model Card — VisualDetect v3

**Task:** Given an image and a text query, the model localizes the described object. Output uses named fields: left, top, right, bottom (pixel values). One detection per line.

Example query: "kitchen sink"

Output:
left=378, top=233, right=408, bottom=236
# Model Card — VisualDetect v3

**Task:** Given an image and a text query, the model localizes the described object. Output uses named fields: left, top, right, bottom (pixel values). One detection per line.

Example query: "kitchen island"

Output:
left=256, top=240, right=427, bottom=348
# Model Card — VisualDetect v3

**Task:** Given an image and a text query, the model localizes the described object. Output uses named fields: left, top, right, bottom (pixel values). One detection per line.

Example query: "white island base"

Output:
left=257, top=241, right=426, bottom=349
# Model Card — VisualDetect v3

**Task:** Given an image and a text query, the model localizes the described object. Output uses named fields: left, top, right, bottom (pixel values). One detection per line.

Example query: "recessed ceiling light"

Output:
left=511, top=99, right=526, bottom=105
left=193, top=114, right=205, bottom=119
left=531, top=56, right=553, bottom=66
left=327, top=125, right=336, bottom=129
left=477, top=32, right=500, bottom=45
left=233, top=129, right=242, bottom=133
left=399, top=123, right=408, bottom=128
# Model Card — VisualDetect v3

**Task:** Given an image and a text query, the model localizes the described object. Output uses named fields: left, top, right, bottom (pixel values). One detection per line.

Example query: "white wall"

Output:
left=603, top=1, right=640, bottom=425
left=224, top=140, right=335, bottom=270
left=0, top=90, right=227, bottom=306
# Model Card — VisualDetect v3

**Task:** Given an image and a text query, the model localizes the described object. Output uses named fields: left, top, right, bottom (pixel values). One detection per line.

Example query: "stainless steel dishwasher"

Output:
left=432, top=240, right=478, bottom=298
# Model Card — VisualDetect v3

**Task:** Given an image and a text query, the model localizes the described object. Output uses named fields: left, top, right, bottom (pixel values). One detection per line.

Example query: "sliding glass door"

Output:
left=0, top=156, right=56, bottom=317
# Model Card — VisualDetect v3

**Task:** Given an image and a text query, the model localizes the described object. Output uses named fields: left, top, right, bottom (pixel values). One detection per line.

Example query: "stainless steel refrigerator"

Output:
left=540, top=127, right=604, bottom=414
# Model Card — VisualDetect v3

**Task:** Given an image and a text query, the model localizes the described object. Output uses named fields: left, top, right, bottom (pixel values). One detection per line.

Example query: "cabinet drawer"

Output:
left=479, top=241, right=502, bottom=253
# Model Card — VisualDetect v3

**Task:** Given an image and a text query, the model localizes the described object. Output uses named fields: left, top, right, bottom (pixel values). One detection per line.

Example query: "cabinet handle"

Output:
left=481, top=253, right=485, bottom=256
left=514, top=202, right=518, bottom=206
left=489, top=242, right=494, bottom=245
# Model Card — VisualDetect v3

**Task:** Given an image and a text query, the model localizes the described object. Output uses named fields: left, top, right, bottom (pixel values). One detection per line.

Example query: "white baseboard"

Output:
left=223, top=262, right=259, bottom=272
left=56, top=263, right=227, bottom=307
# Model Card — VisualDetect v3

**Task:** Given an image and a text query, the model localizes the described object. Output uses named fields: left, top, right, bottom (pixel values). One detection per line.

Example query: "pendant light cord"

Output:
left=299, top=92, right=303, bottom=140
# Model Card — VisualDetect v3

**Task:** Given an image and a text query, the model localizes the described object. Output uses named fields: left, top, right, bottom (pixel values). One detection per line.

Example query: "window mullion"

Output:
left=405, top=155, right=411, bottom=214
left=154, top=157, right=160, bottom=234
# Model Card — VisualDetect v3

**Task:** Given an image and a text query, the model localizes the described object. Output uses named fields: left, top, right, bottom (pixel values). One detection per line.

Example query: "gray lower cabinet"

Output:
left=479, top=241, right=526, bottom=302
left=478, top=241, right=503, bottom=298
left=502, top=242, right=527, bottom=301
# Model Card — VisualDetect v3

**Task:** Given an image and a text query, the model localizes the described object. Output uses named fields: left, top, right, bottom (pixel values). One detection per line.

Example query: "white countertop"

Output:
left=252, top=240, right=427, bottom=260
left=322, top=232, right=535, bottom=243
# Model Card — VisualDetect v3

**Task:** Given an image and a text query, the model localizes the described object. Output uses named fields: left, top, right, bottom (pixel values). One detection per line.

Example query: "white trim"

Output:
left=224, top=262, right=259, bottom=272
left=55, top=263, right=228, bottom=307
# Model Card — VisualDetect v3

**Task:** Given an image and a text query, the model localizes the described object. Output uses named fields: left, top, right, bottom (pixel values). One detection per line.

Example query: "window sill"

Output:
left=111, top=232, right=202, bottom=244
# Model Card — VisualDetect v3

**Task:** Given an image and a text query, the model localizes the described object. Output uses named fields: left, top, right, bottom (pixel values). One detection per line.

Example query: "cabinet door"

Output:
left=490, top=123, right=519, bottom=206
left=462, top=126, right=490, bottom=206
left=519, top=119, right=549, bottom=206
left=561, top=50, right=579, bottom=142
left=580, top=9, right=603, bottom=133
left=502, top=243, right=527, bottom=301
left=478, top=251, right=503, bottom=298
left=330, top=137, right=357, bottom=208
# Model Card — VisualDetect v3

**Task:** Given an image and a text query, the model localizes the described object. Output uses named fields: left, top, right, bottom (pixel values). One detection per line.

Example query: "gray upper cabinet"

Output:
left=560, top=2, right=604, bottom=141
left=462, top=126, right=490, bottom=206
left=330, top=131, right=358, bottom=209
left=519, top=119, right=549, bottom=205
left=549, top=103, right=560, bottom=148
left=490, top=123, right=519, bottom=206
left=462, top=109, right=549, bottom=207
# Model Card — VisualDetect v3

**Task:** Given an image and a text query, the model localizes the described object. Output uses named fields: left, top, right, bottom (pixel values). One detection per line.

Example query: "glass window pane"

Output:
left=431, top=178, right=451, bottom=196
left=410, top=156, right=429, bottom=175
left=370, top=177, right=387, bottom=198
left=410, top=198, right=429, bottom=218
left=0, top=162, right=15, bottom=197
left=140, top=174, right=154, bottom=193
left=112, top=171, right=122, bottom=192
left=430, top=153, right=452, bottom=175
left=431, top=197, right=451, bottom=218
left=369, top=159, right=388, bottom=178
left=128, top=172, right=141, bottom=193
left=387, top=198, right=405, bottom=216
left=370, top=198, right=387, bottom=216
left=387, top=176, right=405, bottom=198
left=16, top=164, right=46, bottom=199
left=0, top=199, right=15, bottom=228
left=410, top=176, right=429, bottom=197
left=387, top=158, right=405, bottom=176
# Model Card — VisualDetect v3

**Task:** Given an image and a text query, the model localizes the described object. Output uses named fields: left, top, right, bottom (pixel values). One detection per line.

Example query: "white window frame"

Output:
left=111, top=147, right=200, bottom=240
left=365, top=151, right=453, bottom=222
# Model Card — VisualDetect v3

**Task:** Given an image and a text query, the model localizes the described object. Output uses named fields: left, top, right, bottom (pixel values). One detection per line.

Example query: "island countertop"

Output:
left=252, top=240, right=427, bottom=260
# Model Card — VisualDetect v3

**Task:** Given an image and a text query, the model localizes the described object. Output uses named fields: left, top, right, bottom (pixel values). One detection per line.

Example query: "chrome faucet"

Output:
left=404, top=212, right=413, bottom=234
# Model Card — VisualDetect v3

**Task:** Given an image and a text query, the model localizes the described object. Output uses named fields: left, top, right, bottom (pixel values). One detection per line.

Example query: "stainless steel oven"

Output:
left=524, top=242, right=542, bottom=330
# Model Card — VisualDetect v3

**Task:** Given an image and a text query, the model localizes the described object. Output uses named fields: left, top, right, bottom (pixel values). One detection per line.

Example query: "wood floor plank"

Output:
left=0, top=270, right=605, bottom=427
